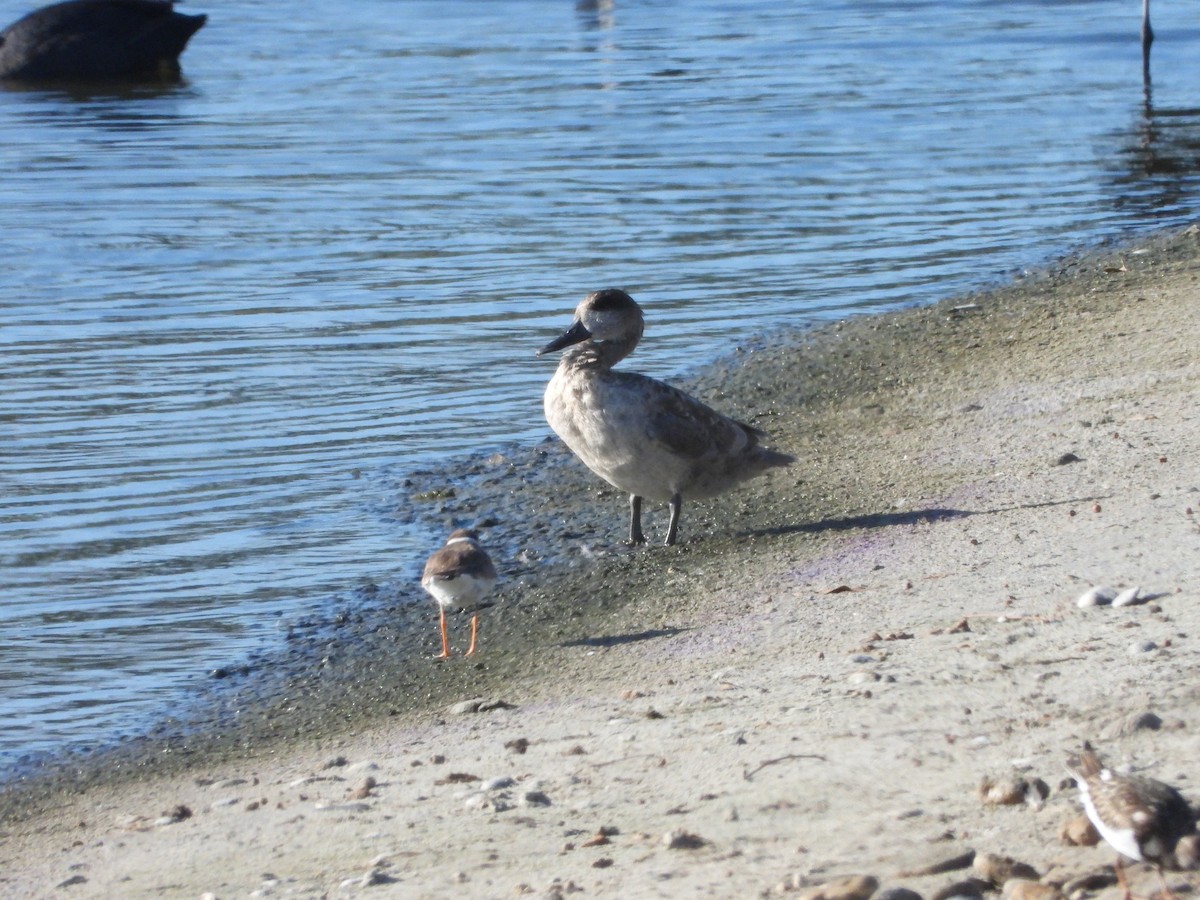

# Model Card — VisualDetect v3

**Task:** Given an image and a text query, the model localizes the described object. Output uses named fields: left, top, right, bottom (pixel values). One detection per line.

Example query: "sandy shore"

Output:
left=4, top=225, right=1200, bottom=899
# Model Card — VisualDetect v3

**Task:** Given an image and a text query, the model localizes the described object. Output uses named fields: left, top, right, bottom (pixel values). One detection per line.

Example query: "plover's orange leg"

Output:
left=1114, top=857, right=1133, bottom=900
left=1155, top=865, right=1182, bottom=900
left=465, top=613, right=479, bottom=657
left=435, top=608, right=451, bottom=659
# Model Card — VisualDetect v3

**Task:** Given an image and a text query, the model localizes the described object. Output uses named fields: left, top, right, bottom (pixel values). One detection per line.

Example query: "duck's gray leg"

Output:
left=628, top=495, right=647, bottom=545
left=664, top=493, right=682, bottom=546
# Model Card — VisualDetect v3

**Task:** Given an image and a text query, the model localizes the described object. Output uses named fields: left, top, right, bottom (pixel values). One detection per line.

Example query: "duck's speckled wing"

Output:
left=611, top=371, right=759, bottom=460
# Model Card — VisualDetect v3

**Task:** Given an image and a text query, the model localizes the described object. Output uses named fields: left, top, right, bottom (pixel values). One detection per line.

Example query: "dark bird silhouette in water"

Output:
left=1141, top=0, right=1154, bottom=85
left=0, top=0, right=206, bottom=81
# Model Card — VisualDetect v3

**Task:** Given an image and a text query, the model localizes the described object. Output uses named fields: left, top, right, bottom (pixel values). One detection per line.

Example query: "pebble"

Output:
left=1122, top=711, right=1163, bottom=734
left=977, top=776, right=1048, bottom=808
left=972, top=852, right=1040, bottom=886
left=348, top=777, right=376, bottom=800
left=1112, top=586, right=1143, bottom=607
left=795, top=874, right=879, bottom=900
left=1076, top=586, right=1117, bottom=608
left=662, top=828, right=707, bottom=850
left=155, top=804, right=194, bottom=824
left=520, top=790, right=552, bottom=808
left=450, top=697, right=518, bottom=715
left=1061, top=869, right=1117, bottom=894
left=313, top=801, right=371, bottom=812
left=877, top=890, right=923, bottom=900
left=897, top=849, right=975, bottom=877
left=1058, top=814, right=1100, bottom=847
left=1001, top=880, right=1063, bottom=900
left=463, top=792, right=512, bottom=812
left=1130, top=639, right=1158, bottom=655
left=930, top=878, right=990, bottom=900
left=482, top=776, right=516, bottom=791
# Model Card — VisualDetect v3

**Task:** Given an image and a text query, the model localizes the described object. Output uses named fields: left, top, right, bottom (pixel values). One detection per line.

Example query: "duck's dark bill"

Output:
left=537, top=321, right=592, bottom=356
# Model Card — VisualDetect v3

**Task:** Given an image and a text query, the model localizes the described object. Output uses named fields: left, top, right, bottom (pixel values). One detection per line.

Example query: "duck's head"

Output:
left=537, top=288, right=644, bottom=356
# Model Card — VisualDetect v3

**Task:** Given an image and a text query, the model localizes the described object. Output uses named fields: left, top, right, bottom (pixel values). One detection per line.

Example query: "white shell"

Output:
left=1077, top=586, right=1118, bottom=608
left=1112, top=586, right=1143, bottom=607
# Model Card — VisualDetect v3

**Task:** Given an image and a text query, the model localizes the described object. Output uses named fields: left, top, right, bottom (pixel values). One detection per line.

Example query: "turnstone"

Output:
left=420, top=529, right=497, bottom=659
left=538, top=288, right=794, bottom=546
left=1066, top=744, right=1200, bottom=899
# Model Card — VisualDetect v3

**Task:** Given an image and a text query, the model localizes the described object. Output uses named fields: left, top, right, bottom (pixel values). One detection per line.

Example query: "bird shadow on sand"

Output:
left=561, top=627, right=686, bottom=649
left=747, top=495, right=1110, bottom=537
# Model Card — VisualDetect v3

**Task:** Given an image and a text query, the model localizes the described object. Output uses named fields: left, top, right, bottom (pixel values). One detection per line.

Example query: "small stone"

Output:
left=1130, top=639, right=1158, bottom=655
left=520, top=791, right=552, bottom=807
left=464, top=792, right=512, bottom=812
left=360, top=867, right=395, bottom=886
left=313, top=801, right=371, bottom=812
left=1126, top=711, right=1163, bottom=733
left=435, top=772, right=481, bottom=785
left=877, top=890, right=923, bottom=900
left=897, top=849, right=976, bottom=877
left=1112, top=586, right=1143, bottom=607
left=978, top=775, right=1047, bottom=807
left=663, top=828, right=707, bottom=850
left=1076, top=586, right=1117, bottom=608
left=483, top=776, right=517, bottom=791
left=930, top=878, right=990, bottom=900
left=505, top=738, right=530, bottom=754
left=796, top=874, right=879, bottom=900
left=154, top=804, right=194, bottom=825
left=348, top=777, right=376, bottom=799
left=1062, top=869, right=1117, bottom=894
left=591, top=858, right=613, bottom=869
left=56, top=875, right=88, bottom=888
left=478, top=699, right=518, bottom=712
left=1058, top=814, right=1101, bottom=847
left=1001, top=880, right=1063, bottom=900
left=973, top=852, right=1040, bottom=886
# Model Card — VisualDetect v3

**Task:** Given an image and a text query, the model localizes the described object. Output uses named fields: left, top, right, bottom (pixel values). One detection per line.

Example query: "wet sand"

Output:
left=3, top=224, right=1200, bottom=898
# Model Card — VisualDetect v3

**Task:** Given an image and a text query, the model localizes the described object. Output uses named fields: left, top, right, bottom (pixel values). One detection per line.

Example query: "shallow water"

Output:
left=3, top=0, right=1200, bottom=763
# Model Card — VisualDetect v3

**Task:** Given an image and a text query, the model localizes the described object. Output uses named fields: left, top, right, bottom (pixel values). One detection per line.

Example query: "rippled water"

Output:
left=3, top=0, right=1200, bottom=763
